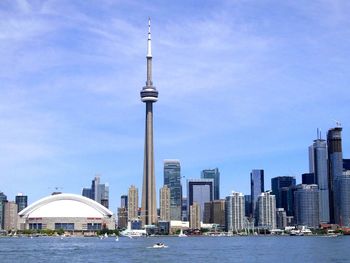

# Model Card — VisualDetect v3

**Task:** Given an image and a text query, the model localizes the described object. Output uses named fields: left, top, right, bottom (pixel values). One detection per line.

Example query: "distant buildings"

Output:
left=302, top=173, right=315, bottom=185
left=164, top=160, right=182, bottom=220
left=128, top=185, right=138, bottom=221
left=3, top=201, right=18, bottom=231
left=294, top=184, right=319, bottom=228
left=251, top=169, right=264, bottom=221
left=15, top=193, right=28, bottom=213
left=82, top=176, right=109, bottom=209
left=189, top=202, right=201, bottom=229
left=201, top=168, right=220, bottom=200
left=244, top=195, right=252, bottom=217
left=203, top=200, right=225, bottom=226
left=257, top=191, right=276, bottom=229
left=117, top=195, right=128, bottom=228
left=225, top=192, right=245, bottom=232
left=159, top=185, right=170, bottom=221
left=271, top=176, right=296, bottom=210
left=0, top=192, right=7, bottom=230
left=276, top=208, right=287, bottom=229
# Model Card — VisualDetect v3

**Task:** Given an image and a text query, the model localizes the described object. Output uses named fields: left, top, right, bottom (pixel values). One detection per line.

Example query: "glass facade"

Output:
left=15, top=194, right=28, bottom=213
left=302, top=173, right=316, bottom=185
left=87, top=223, right=102, bottom=230
left=0, top=192, right=7, bottom=230
left=201, top=168, right=220, bottom=200
left=250, top=169, right=264, bottom=220
left=164, top=160, right=182, bottom=220
left=82, top=176, right=109, bottom=209
left=29, top=223, right=42, bottom=230
left=294, top=184, right=319, bottom=228
left=55, top=223, right=74, bottom=230
left=335, top=172, right=350, bottom=226
left=271, top=176, right=296, bottom=209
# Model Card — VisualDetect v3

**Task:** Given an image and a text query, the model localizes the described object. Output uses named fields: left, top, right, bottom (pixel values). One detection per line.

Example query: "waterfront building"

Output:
left=15, top=193, right=28, bottom=213
left=244, top=195, right=252, bottom=217
left=140, top=18, right=158, bottom=226
left=159, top=185, right=171, bottom=221
left=201, top=168, right=220, bottom=200
left=3, top=201, right=18, bottom=231
left=203, top=200, right=225, bottom=226
left=128, top=185, right=139, bottom=221
left=302, top=173, right=316, bottom=185
left=181, top=197, right=187, bottom=221
left=257, top=191, right=276, bottom=229
left=18, top=193, right=114, bottom=231
left=334, top=170, right=350, bottom=226
left=280, top=186, right=295, bottom=216
left=225, top=192, right=245, bottom=232
left=309, top=137, right=330, bottom=223
left=0, top=191, right=7, bottom=229
left=276, top=208, right=287, bottom=229
left=327, top=126, right=343, bottom=224
left=189, top=202, right=201, bottom=229
left=117, top=207, right=128, bottom=229
left=251, top=169, right=264, bottom=220
left=294, top=184, right=319, bottom=228
left=271, top=176, right=296, bottom=209
left=82, top=176, right=109, bottom=209
left=187, top=179, right=214, bottom=222
left=164, top=160, right=182, bottom=220
left=203, top=202, right=211, bottom=224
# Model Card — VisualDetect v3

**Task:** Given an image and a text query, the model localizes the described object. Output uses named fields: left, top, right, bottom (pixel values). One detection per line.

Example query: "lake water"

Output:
left=0, top=236, right=349, bottom=262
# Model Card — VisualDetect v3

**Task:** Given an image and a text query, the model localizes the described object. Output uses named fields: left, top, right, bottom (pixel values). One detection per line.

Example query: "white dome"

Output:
left=19, top=193, right=113, bottom=218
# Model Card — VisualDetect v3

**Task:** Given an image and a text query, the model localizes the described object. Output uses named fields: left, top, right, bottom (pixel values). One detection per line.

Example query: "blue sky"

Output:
left=1, top=0, right=349, bottom=211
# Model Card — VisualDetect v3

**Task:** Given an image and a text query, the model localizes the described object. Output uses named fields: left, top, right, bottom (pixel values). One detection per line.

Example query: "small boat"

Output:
left=178, top=229, right=187, bottom=238
left=153, top=242, right=168, bottom=248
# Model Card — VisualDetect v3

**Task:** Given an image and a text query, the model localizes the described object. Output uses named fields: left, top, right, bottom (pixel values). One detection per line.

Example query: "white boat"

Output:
left=153, top=242, right=168, bottom=248
left=104, top=233, right=108, bottom=238
left=178, top=229, right=187, bottom=237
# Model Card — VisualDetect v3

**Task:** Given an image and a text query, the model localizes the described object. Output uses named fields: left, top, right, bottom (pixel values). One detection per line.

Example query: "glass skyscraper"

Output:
left=271, top=176, right=296, bottom=209
left=82, top=176, right=109, bottom=209
left=0, top=191, right=7, bottom=230
left=15, top=193, right=28, bottom=213
left=294, top=184, right=319, bottom=228
left=164, top=160, right=182, bottom=220
left=250, top=169, right=264, bottom=220
left=201, top=168, right=220, bottom=200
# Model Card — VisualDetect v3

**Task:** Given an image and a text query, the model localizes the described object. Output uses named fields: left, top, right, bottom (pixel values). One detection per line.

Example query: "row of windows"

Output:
left=55, top=223, right=74, bottom=230
left=87, top=223, right=101, bottom=230
left=29, top=223, right=42, bottom=230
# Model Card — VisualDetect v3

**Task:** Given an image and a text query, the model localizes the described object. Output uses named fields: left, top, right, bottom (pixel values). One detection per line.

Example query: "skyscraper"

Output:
left=257, top=191, right=276, bottom=229
left=128, top=185, right=139, bottom=221
left=189, top=203, right=201, bottom=229
left=335, top=171, right=350, bottom=226
left=3, top=201, right=18, bottom=231
left=327, top=126, right=343, bottom=224
left=201, top=168, right=220, bottom=200
left=276, top=208, right=287, bottom=229
left=203, top=200, right=225, bottom=226
left=140, top=18, right=158, bottom=226
left=309, top=137, right=330, bottom=223
left=225, top=192, right=245, bottom=232
left=15, top=193, right=28, bottom=213
left=0, top=191, right=7, bottom=230
left=294, top=184, right=319, bottom=228
left=302, top=173, right=316, bottom=185
left=164, top=160, right=182, bottom=220
left=187, top=179, right=214, bottom=222
left=120, top=195, right=128, bottom=209
left=159, top=185, right=170, bottom=221
left=250, top=169, right=264, bottom=220
left=271, top=176, right=296, bottom=209
left=82, top=175, right=109, bottom=208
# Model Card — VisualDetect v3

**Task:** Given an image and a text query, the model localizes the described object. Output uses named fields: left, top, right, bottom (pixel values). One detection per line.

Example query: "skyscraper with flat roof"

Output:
left=251, top=169, right=264, bottom=221
left=201, top=168, right=220, bottom=200
left=128, top=185, right=139, bottom=221
left=164, top=160, right=182, bottom=220
left=82, top=176, right=109, bottom=208
left=0, top=192, right=7, bottom=230
left=294, top=184, right=319, bottom=228
left=257, top=191, right=276, bottom=229
left=189, top=203, right=201, bottom=229
left=15, top=193, right=28, bottom=213
left=3, top=201, right=18, bottom=231
left=140, top=18, right=158, bottom=226
left=159, top=185, right=170, bottom=221
left=271, top=176, right=296, bottom=209
left=225, top=192, right=245, bottom=232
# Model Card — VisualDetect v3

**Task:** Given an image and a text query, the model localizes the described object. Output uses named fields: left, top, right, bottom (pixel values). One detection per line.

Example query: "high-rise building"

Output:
left=82, top=176, right=109, bottom=208
left=271, top=176, right=296, bottom=209
left=159, top=185, right=171, bottom=221
left=309, top=137, right=330, bottom=223
left=225, top=192, right=245, bottom=232
left=244, top=195, right=252, bottom=217
left=201, top=168, right=220, bottom=200
left=0, top=191, right=7, bottom=230
left=120, top=195, right=128, bottom=209
left=257, top=191, right=276, bottom=229
left=3, top=201, right=18, bottom=231
left=203, top=200, right=225, bottom=226
left=181, top=197, right=187, bottom=221
left=250, top=169, right=264, bottom=220
left=294, top=184, right=319, bottom=228
left=128, top=185, right=139, bottom=221
left=140, top=18, right=158, bottom=226
left=189, top=203, right=201, bottom=229
left=280, top=186, right=295, bottom=216
left=302, top=173, right=316, bottom=185
left=276, top=208, right=287, bottom=230
left=187, top=179, right=214, bottom=222
left=164, top=160, right=182, bottom=220
left=117, top=208, right=128, bottom=229
left=334, top=170, right=350, bottom=226
left=327, top=126, right=343, bottom=224
left=344, top=159, right=350, bottom=171
left=15, top=193, right=28, bottom=213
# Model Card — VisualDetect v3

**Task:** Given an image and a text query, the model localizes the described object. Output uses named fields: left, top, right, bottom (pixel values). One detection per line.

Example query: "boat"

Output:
left=152, top=242, right=168, bottom=248
left=178, top=229, right=187, bottom=237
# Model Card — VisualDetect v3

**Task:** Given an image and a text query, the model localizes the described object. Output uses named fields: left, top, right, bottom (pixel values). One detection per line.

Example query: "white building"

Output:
left=257, top=191, right=276, bottom=229
left=225, top=191, right=245, bottom=232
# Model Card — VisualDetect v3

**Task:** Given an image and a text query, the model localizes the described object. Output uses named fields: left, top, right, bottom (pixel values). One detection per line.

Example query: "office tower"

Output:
left=164, top=160, right=182, bottom=220
left=189, top=203, right=201, bottom=229
left=271, top=176, right=296, bottom=209
left=334, top=169, right=350, bottom=226
left=257, top=191, right=276, bottom=229
left=203, top=200, right=225, bottom=226
left=82, top=175, right=109, bottom=208
left=0, top=192, right=7, bottom=230
left=327, top=126, right=343, bottom=224
left=128, top=185, right=139, bottom=221
left=244, top=195, right=252, bottom=217
left=117, top=208, right=128, bottom=229
left=140, top=18, right=158, bottom=226
left=309, top=137, right=330, bottom=223
left=201, top=168, right=220, bottom=200
left=3, top=201, right=18, bottom=231
left=280, top=186, right=296, bottom=216
left=15, top=193, right=28, bottom=213
left=276, top=208, right=287, bottom=229
left=302, top=173, right=316, bottom=185
left=250, top=169, right=264, bottom=220
left=187, top=179, right=214, bottom=222
left=294, top=184, right=319, bottom=228
left=344, top=159, right=350, bottom=171
left=181, top=197, right=187, bottom=221
left=225, top=192, right=245, bottom=232
left=121, top=195, right=128, bottom=209
left=159, top=185, right=171, bottom=221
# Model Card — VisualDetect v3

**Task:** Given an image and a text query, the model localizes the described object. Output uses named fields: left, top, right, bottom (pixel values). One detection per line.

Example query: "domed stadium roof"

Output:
left=18, top=193, right=113, bottom=218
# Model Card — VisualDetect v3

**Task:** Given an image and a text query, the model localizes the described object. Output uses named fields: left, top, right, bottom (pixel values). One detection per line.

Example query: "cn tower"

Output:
left=140, top=18, right=158, bottom=226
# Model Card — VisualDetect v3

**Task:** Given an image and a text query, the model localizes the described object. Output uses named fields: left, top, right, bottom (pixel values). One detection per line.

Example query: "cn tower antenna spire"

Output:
left=147, top=17, right=152, bottom=58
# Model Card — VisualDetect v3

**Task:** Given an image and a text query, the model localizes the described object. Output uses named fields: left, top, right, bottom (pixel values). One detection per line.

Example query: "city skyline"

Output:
left=1, top=1, right=350, bottom=210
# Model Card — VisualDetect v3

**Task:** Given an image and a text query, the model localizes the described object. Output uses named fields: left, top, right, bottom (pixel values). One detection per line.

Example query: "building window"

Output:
left=87, top=223, right=102, bottom=230
left=55, top=223, right=74, bottom=230
left=29, top=223, right=42, bottom=230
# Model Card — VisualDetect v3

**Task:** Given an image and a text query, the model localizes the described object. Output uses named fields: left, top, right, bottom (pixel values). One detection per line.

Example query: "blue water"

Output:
left=0, top=236, right=349, bottom=262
